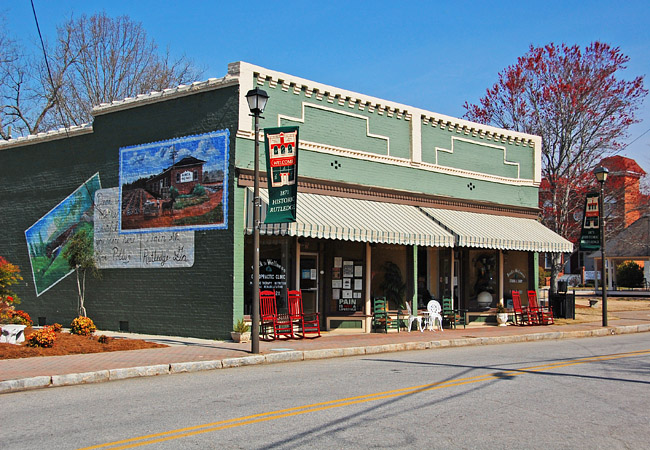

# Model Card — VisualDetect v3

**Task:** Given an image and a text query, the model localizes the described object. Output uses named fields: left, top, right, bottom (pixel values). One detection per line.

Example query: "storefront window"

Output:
left=465, top=250, right=499, bottom=310
left=417, top=247, right=430, bottom=309
left=503, top=251, right=530, bottom=308
left=371, top=244, right=408, bottom=310
left=438, top=248, right=452, bottom=301
left=244, top=236, right=294, bottom=315
left=326, top=241, right=365, bottom=314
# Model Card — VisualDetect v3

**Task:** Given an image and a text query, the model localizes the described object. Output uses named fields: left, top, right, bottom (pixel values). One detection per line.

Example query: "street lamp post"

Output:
left=594, top=166, right=609, bottom=327
left=246, top=87, right=269, bottom=354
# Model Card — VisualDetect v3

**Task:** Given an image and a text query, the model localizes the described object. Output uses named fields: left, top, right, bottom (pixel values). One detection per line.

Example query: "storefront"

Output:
left=0, top=61, right=572, bottom=339
left=239, top=184, right=571, bottom=331
left=230, top=62, right=573, bottom=332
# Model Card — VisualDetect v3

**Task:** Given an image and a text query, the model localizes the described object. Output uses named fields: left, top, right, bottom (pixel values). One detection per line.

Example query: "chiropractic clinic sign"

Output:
left=264, top=126, right=299, bottom=224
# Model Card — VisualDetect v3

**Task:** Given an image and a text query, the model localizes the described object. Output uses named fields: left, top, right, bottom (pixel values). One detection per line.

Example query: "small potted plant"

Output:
left=0, top=308, right=31, bottom=345
left=231, top=318, right=250, bottom=343
left=496, top=302, right=509, bottom=326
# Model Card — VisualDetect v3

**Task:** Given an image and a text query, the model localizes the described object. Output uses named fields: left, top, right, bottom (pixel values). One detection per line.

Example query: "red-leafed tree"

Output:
left=464, top=42, right=647, bottom=292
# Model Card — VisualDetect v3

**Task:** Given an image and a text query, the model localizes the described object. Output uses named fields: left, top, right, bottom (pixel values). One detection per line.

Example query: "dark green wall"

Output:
left=0, top=85, right=239, bottom=339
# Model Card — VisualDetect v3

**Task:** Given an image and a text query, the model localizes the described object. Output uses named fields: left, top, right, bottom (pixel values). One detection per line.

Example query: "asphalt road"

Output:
left=2, top=333, right=650, bottom=449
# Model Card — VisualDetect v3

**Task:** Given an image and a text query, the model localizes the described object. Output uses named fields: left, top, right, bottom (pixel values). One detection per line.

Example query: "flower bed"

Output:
left=0, top=327, right=167, bottom=359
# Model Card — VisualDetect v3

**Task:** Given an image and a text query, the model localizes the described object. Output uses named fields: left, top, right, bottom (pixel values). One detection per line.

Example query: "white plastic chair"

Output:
left=426, top=300, right=443, bottom=331
left=405, top=302, right=423, bottom=332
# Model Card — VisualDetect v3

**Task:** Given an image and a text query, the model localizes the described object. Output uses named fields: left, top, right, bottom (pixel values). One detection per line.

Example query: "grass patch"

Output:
left=30, top=254, right=73, bottom=293
left=173, top=203, right=223, bottom=226
left=173, top=194, right=209, bottom=210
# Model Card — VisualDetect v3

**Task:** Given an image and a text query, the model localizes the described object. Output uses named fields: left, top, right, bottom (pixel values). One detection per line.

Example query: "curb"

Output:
left=2, top=324, right=649, bottom=394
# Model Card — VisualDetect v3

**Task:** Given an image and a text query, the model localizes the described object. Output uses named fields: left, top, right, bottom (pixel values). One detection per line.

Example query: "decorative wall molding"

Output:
left=236, top=129, right=535, bottom=187
left=278, top=102, right=391, bottom=156
left=433, top=136, right=521, bottom=179
left=237, top=169, right=539, bottom=218
left=422, top=114, right=537, bottom=148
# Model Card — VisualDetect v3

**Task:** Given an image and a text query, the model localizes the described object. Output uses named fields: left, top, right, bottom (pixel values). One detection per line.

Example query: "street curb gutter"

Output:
left=2, top=324, right=650, bottom=394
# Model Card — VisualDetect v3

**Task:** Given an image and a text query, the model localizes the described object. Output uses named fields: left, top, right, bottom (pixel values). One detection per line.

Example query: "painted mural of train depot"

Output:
left=24, top=173, right=101, bottom=296
left=119, top=130, right=230, bottom=233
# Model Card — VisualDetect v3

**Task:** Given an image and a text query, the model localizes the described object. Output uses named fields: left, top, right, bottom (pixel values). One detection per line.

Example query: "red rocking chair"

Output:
left=288, top=290, right=321, bottom=338
left=511, top=290, right=533, bottom=326
left=528, top=290, right=554, bottom=325
left=259, top=290, right=292, bottom=340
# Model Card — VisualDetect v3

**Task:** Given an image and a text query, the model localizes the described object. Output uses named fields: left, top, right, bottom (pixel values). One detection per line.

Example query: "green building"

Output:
left=0, top=62, right=572, bottom=338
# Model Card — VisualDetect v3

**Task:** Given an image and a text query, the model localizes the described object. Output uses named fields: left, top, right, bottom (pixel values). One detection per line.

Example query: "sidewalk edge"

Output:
left=2, top=324, right=649, bottom=394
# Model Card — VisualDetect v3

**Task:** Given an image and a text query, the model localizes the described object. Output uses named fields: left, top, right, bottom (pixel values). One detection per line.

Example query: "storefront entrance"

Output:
left=300, top=253, right=319, bottom=314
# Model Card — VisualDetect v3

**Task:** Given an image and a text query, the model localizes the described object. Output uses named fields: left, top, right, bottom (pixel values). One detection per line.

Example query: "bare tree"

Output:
left=0, top=12, right=203, bottom=138
left=0, top=18, right=39, bottom=139
left=464, top=42, right=647, bottom=292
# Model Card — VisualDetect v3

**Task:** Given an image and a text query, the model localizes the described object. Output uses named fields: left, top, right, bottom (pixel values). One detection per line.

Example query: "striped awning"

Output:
left=245, top=188, right=454, bottom=247
left=420, top=207, right=574, bottom=253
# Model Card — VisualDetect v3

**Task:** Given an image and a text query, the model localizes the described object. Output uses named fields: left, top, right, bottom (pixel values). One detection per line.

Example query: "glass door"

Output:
left=300, top=253, right=319, bottom=314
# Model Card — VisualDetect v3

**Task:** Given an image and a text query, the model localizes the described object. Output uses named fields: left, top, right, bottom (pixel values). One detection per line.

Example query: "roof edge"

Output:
left=0, top=124, right=93, bottom=150
left=91, top=75, right=238, bottom=116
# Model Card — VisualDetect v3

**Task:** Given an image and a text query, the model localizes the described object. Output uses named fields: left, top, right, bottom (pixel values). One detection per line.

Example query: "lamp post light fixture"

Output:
left=593, top=166, right=609, bottom=327
left=246, top=87, right=269, bottom=354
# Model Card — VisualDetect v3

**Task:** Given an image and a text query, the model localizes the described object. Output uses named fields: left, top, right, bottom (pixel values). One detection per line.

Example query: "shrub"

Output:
left=0, top=310, right=32, bottom=325
left=52, top=323, right=63, bottom=332
left=0, top=257, right=23, bottom=317
left=70, top=316, right=96, bottom=336
left=192, top=183, right=206, bottom=196
left=10, top=310, right=32, bottom=326
left=616, top=261, right=644, bottom=288
left=27, top=326, right=56, bottom=348
left=97, top=335, right=111, bottom=344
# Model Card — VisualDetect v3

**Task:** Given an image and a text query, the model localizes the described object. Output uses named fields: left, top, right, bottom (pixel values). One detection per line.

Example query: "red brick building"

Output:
left=540, top=156, right=649, bottom=281
left=599, top=156, right=649, bottom=234
left=145, top=156, right=205, bottom=197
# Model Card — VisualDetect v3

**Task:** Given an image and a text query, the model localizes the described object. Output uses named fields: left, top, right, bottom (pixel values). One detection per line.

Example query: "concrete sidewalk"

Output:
left=2, top=310, right=650, bottom=394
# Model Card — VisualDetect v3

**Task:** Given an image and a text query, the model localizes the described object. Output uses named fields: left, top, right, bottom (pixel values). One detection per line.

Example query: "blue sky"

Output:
left=6, top=0, right=650, bottom=172
left=120, top=131, right=229, bottom=184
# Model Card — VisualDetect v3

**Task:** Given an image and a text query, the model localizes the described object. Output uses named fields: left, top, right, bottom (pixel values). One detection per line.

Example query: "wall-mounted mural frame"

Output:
left=24, top=172, right=102, bottom=296
left=119, top=129, right=230, bottom=233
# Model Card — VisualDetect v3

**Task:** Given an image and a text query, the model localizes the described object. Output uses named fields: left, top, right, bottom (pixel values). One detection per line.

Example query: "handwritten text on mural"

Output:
left=94, top=188, right=194, bottom=268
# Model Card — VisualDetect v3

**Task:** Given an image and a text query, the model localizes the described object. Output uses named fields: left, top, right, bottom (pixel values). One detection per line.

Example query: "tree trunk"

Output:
left=80, top=269, right=87, bottom=317
left=75, top=266, right=87, bottom=317
left=548, top=253, right=563, bottom=295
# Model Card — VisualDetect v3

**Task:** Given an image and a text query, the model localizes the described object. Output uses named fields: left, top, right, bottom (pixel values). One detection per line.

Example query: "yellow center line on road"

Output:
left=79, top=348, right=650, bottom=450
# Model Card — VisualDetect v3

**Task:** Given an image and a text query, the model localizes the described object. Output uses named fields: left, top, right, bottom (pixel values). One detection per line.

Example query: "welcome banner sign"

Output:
left=264, top=126, right=299, bottom=224
left=579, top=192, right=601, bottom=251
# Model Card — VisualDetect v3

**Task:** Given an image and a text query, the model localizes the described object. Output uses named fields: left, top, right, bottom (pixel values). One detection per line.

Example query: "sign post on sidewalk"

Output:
left=593, top=166, right=609, bottom=327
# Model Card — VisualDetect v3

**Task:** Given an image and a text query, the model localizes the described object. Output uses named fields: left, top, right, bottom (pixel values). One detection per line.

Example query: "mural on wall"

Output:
left=24, top=173, right=101, bottom=296
left=94, top=188, right=195, bottom=268
left=119, top=130, right=230, bottom=233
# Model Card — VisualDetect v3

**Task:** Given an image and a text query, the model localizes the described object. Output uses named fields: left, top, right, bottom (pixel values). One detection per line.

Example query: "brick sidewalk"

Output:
left=2, top=309, right=650, bottom=393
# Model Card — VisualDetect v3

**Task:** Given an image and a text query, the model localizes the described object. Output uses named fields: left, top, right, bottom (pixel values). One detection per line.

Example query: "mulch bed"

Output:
left=0, top=327, right=167, bottom=360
